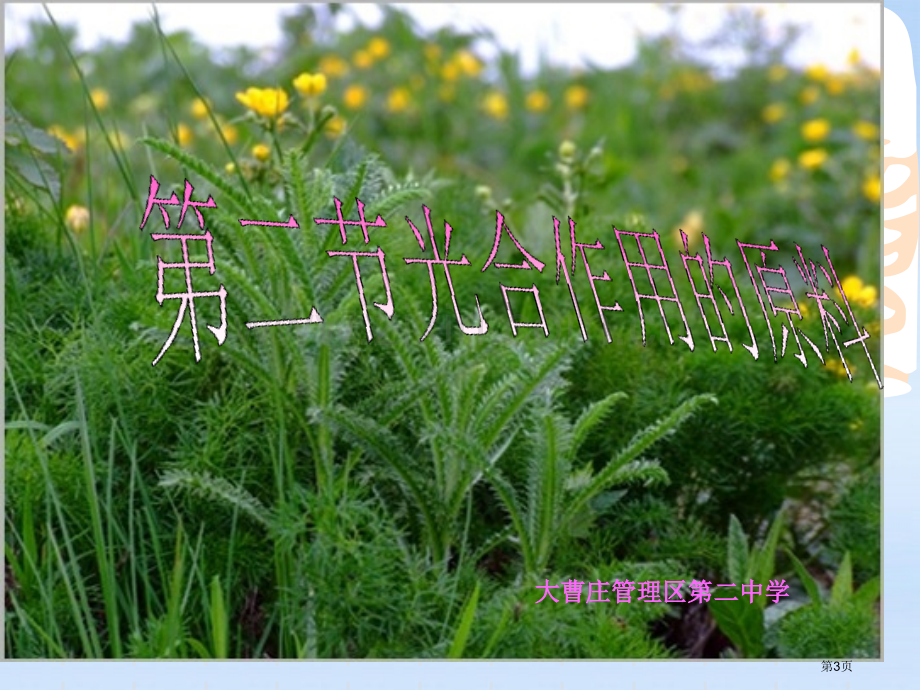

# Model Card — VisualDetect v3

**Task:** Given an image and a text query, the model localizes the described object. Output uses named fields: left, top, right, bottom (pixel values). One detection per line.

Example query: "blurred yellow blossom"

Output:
left=440, top=61, right=461, bottom=81
left=801, top=118, right=831, bottom=142
left=454, top=50, right=482, bottom=77
left=767, top=64, right=787, bottom=82
left=225, top=162, right=236, bottom=174
left=90, top=88, right=110, bottom=110
left=191, top=98, right=210, bottom=119
left=525, top=90, right=550, bottom=112
left=177, top=122, right=192, bottom=147
left=319, top=55, right=349, bottom=78
left=483, top=91, right=509, bottom=120
left=424, top=44, right=442, bottom=62
left=853, top=120, right=879, bottom=141
left=863, top=174, right=880, bottom=203
left=325, top=115, right=346, bottom=139
left=769, top=158, right=791, bottom=182
left=236, top=87, right=289, bottom=118
left=805, top=64, right=829, bottom=82
left=387, top=87, right=411, bottom=113
left=762, top=103, right=786, bottom=124
left=65, top=205, right=90, bottom=234
left=675, top=209, right=704, bottom=249
left=839, top=275, right=878, bottom=307
left=565, top=85, right=589, bottom=110
left=798, top=148, right=828, bottom=170
left=438, top=84, right=456, bottom=102
left=825, top=358, right=855, bottom=378
left=368, top=37, right=390, bottom=60
left=848, top=48, right=861, bottom=67
left=343, top=84, right=369, bottom=110
left=799, top=86, right=820, bottom=105
left=825, top=76, right=845, bottom=96
left=217, top=121, right=239, bottom=146
left=353, top=50, right=373, bottom=69
left=252, top=143, right=271, bottom=162
left=47, top=125, right=79, bottom=152
left=798, top=301, right=810, bottom=318
left=294, top=72, right=327, bottom=97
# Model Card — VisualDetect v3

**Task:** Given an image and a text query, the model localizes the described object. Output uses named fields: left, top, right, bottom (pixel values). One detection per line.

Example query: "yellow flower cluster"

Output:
left=839, top=275, right=878, bottom=308
left=319, top=54, right=349, bottom=78
left=525, top=90, right=550, bottom=112
left=863, top=174, right=880, bottom=203
left=852, top=120, right=878, bottom=141
left=65, top=205, right=90, bottom=234
left=483, top=91, right=509, bottom=120
left=236, top=87, right=289, bottom=118
left=343, top=84, right=369, bottom=110
left=353, top=37, right=391, bottom=70
left=90, top=88, right=110, bottom=110
left=387, top=87, right=411, bottom=113
left=799, top=86, right=820, bottom=106
left=439, top=49, right=483, bottom=81
left=294, top=72, right=327, bottom=97
left=801, top=118, right=831, bottom=142
left=825, top=358, right=856, bottom=378
left=762, top=103, right=785, bottom=124
left=47, top=125, right=82, bottom=152
left=565, top=85, right=589, bottom=110
left=769, top=158, right=791, bottom=182
left=798, top=148, right=828, bottom=170
left=252, top=143, right=271, bottom=162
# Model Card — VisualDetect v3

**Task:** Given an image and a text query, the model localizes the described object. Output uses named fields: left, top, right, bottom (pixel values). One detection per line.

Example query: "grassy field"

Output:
left=4, top=5, right=880, bottom=658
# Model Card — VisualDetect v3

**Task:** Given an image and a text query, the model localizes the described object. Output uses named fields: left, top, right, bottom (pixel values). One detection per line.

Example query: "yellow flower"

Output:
left=799, top=301, right=810, bottom=318
left=454, top=50, right=482, bottom=77
left=799, top=86, right=820, bottom=105
left=325, top=115, right=346, bottom=139
left=438, top=84, right=456, bottom=103
left=225, top=162, right=236, bottom=174
left=525, top=90, right=550, bottom=112
left=191, top=97, right=210, bottom=119
left=252, top=143, right=271, bottom=162
left=674, top=210, right=704, bottom=249
left=805, top=64, right=829, bottom=82
left=318, top=55, right=349, bottom=78
left=762, top=103, right=786, bottom=124
left=90, top=88, right=110, bottom=110
left=177, top=122, right=192, bottom=147
left=294, top=72, right=327, bottom=98
left=440, top=61, right=461, bottom=81
left=47, top=125, right=79, bottom=152
left=343, top=84, right=369, bottom=110
left=353, top=50, right=373, bottom=69
left=387, top=87, right=411, bottom=113
left=767, top=64, right=787, bottom=82
left=825, top=358, right=855, bottom=378
left=218, top=122, right=239, bottom=146
left=863, top=174, right=880, bottom=203
left=853, top=120, right=879, bottom=141
left=801, top=118, right=831, bottom=142
left=825, top=76, right=845, bottom=96
left=367, top=37, right=390, bottom=60
left=424, top=44, right=442, bottom=62
left=65, top=205, right=90, bottom=234
left=838, top=275, right=878, bottom=308
left=483, top=91, right=509, bottom=120
left=848, top=48, right=861, bottom=67
left=235, top=87, right=289, bottom=118
left=769, top=158, right=791, bottom=182
left=798, top=148, right=828, bottom=170
left=565, top=85, right=589, bottom=110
